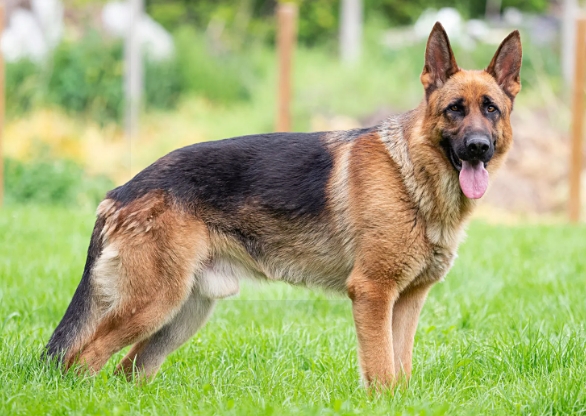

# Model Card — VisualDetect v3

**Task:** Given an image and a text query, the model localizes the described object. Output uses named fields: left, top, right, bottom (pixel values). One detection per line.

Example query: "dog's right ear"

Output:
left=421, top=22, right=459, bottom=98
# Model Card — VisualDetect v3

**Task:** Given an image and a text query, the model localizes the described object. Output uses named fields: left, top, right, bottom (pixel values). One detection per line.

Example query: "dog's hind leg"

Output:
left=115, top=289, right=216, bottom=379
left=76, top=294, right=193, bottom=374
left=44, top=215, right=107, bottom=367
left=60, top=196, right=210, bottom=374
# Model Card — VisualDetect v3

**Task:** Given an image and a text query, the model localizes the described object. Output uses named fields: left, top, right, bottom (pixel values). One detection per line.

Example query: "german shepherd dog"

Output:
left=45, top=23, right=521, bottom=388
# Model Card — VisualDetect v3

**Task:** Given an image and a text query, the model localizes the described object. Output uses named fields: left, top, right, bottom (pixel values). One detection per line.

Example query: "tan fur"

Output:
left=64, top=192, right=211, bottom=372
left=54, top=24, right=521, bottom=389
left=391, top=282, right=433, bottom=379
left=115, top=291, right=216, bottom=379
left=347, top=272, right=398, bottom=388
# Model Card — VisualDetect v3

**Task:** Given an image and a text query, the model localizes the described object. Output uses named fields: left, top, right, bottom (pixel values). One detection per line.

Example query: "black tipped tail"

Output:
left=44, top=216, right=106, bottom=365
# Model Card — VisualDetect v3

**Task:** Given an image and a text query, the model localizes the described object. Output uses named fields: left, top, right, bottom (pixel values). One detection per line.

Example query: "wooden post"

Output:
left=276, top=3, right=297, bottom=132
left=485, top=0, right=502, bottom=21
left=340, top=0, right=363, bottom=64
left=0, top=4, right=4, bottom=208
left=125, top=0, right=143, bottom=177
left=562, top=0, right=579, bottom=87
left=569, top=16, right=586, bottom=223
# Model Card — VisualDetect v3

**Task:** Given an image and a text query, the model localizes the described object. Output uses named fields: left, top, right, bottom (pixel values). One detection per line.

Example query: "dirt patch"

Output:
left=482, top=109, right=570, bottom=216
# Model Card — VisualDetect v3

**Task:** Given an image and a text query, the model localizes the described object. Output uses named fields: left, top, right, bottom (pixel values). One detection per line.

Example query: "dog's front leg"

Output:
left=392, top=282, right=433, bottom=382
left=348, top=270, right=399, bottom=389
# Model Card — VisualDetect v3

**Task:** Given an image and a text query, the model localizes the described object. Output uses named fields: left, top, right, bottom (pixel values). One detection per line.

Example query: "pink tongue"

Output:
left=459, top=161, right=489, bottom=199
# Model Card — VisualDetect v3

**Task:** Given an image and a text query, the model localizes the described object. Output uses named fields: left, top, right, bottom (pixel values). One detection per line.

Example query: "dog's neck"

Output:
left=379, top=107, right=473, bottom=248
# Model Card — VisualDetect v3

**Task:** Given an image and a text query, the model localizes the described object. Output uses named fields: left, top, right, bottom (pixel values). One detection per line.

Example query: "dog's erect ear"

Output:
left=421, top=22, right=459, bottom=97
left=486, top=30, right=522, bottom=101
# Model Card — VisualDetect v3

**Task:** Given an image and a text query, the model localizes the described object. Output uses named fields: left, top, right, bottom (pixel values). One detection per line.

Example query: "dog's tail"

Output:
left=43, top=214, right=106, bottom=366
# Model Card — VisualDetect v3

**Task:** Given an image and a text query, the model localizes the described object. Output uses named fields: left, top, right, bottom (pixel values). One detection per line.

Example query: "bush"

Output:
left=147, top=27, right=253, bottom=108
left=6, top=59, right=45, bottom=117
left=4, top=157, right=114, bottom=208
left=6, top=28, right=253, bottom=123
left=147, top=0, right=551, bottom=46
left=173, top=27, right=251, bottom=103
left=145, top=58, right=183, bottom=110
left=47, top=32, right=125, bottom=124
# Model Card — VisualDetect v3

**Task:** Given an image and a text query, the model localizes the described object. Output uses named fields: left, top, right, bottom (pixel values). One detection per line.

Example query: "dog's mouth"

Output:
left=441, top=140, right=462, bottom=172
left=440, top=139, right=489, bottom=200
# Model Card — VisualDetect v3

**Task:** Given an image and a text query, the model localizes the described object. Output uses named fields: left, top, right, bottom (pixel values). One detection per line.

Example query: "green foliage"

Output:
left=297, top=0, right=339, bottom=46
left=146, top=0, right=551, bottom=45
left=148, top=1, right=198, bottom=30
left=47, top=32, right=125, bottom=124
left=4, top=157, right=113, bottom=208
left=173, top=27, right=252, bottom=104
left=5, top=33, right=127, bottom=123
left=5, top=59, right=45, bottom=117
left=366, top=0, right=549, bottom=25
left=144, top=58, right=183, bottom=111
left=502, top=0, right=549, bottom=14
left=6, top=28, right=253, bottom=123
left=49, top=32, right=195, bottom=121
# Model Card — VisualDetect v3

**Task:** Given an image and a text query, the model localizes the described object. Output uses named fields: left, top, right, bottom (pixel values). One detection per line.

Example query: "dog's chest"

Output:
left=411, top=219, right=466, bottom=286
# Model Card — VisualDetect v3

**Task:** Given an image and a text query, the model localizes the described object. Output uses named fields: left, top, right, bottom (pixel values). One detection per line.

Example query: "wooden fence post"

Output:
left=276, top=3, right=297, bottom=132
left=125, top=0, right=143, bottom=178
left=0, top=4, right=5, bottom=208
left=340, top=0, right=362, bottom=64
left=569, top=16, right=586, bottom=223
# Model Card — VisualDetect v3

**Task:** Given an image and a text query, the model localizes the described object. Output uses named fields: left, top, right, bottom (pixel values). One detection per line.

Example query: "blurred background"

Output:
left=0, top=0, right=582, bottom=220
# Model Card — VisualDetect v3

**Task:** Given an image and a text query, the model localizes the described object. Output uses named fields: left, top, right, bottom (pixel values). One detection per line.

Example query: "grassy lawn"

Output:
left=1, top=206, right=585, bottom=415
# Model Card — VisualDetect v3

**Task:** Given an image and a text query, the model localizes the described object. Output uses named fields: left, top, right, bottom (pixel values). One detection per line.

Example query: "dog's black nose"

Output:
left=466, top=136, right=490, bottom=157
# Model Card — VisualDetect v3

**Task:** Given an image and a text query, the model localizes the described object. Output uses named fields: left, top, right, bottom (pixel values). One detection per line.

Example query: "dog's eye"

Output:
left=487, top=105, right=496, bottom=113
left=450, top=105, right=460, bottom=112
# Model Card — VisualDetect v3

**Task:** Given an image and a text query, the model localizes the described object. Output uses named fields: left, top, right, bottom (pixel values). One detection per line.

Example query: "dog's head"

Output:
left=420, top=22, right=521, bottom=199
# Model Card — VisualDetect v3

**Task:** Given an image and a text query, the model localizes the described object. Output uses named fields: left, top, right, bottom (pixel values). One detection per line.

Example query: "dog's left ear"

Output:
left=486, top=31, right=522, bottom=100
left=421, top=22, right=459, bottom=98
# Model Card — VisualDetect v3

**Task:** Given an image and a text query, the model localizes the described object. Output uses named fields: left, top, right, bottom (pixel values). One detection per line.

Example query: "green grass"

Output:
left=1, top=206, right=586, bottom=415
